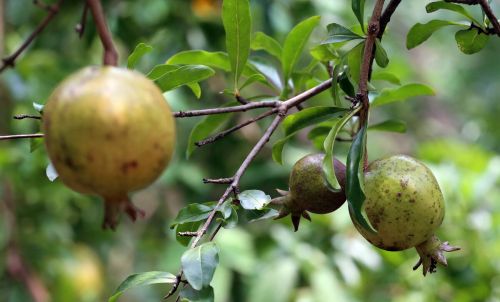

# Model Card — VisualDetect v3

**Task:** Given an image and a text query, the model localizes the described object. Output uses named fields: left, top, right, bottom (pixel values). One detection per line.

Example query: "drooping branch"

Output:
left=0, top=0, right=63, bottom=73
left=86, top=0, right=118, bottom=66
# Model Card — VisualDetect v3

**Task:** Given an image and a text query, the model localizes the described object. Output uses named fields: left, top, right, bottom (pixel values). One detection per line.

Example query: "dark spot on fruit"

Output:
left=86, top=152, right=95, bottom=163
left=153, top=142, right=162, bottom=150
left=396, top=192, right=402, bottom=199
left=400, top=178, right=409, bottom=188
left=121, top=160, right=139, bottom=173
left=64, top=156, right=78, bottom=170
left=409, top=199, right=415, bottom=203
left=105, top=133, right=114, bottom=140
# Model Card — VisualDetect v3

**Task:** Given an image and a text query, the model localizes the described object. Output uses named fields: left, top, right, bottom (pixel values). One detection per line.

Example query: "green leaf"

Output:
left=108, top=271, right=177, bottom=302
left=368, top=120, right=407, bottom=133
left=238, top=190, right=271, bottom=210
left=46, top=162, right=58, bottom=182
left=30, top=137, right=44, bottom=153
left=242, top=208, right=279, bottom=222
left=180, top=286, right=214, bottom=302
left=309, top=44, right=338, bottom=62
left=322, top=23, right=364, bottom=44
left=186, top=102, right=237, bottom=158
left=272, top=106, right=348, bottom=164
left=251, top=32, right=282, bottom=59
left=148, top=65, right=215, bottom=92
left=222, top=0, right=252, bottom=89
left=167, top=50, right=260, bottom=78
left=127, top=43, right=153, bottom=69
left=426, top=1, right=479, bottom=24
left=346, top=125, right=375, bottom=233
left=374, top=39, right=389, bottom=68
left=323, top=108, right=359, bottom=190
left=347, top=42, right=364, bottom=86
left=170, top=203, right=216, bottom=228
left=371, top=83, right=435, bottom=108
left=187, top=82, right=202, bottom=99
left=181, top=242, right=219, bottom=290
left=352, top=0, right=366, bottom=30
left=371, top=71, right=401, bottom=85
left=455, top=28, right=490, bottom=54
left=218, top=205, right=239, bottom=229
left=239, top=74, right=268, bottom=91
left=282, top=16, right=321, bottom=83
left=406, top=20, right=466, bottom=49
left=176, top=222, right=202, bottom=247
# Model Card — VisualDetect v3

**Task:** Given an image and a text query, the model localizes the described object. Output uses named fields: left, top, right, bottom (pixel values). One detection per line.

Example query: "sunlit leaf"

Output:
left=352, top=0, right=366, bottom=30
left=238, top=190, right=271, bottom=210
left=181, top=242, right=219, bottom=290
left=347, top=42, right=364, bottom=86
left=187, top=82, right=202, bottom=99
left=406, top=20, right=466, bottom=49
left=33, top=102, right=44, bottom=114
left=426, top=1, right=479, bottom=24
left=170, top=203, right=216, bottom=228
left=127, top=43, right=153, bottom=69
left=222, top=0, right=252, bottom=89
left=368, top=120, right=407, bottom=133
left=251, top=32, right=282, bottom=59
left=309, top=44, right=338, bottom=62
left=108, top=271, right=177, bottom=302
left=455, top=28, right=489, bottom=54
left=30, top=137, right=44, bottom=153
left=147, top=64, right=215, bottom=92
left=371, top=83, right=435, bottom=107
left=282, top=16, right=321, bottom=83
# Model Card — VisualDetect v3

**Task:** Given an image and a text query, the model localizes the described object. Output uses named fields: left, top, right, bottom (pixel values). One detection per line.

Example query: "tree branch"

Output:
left=478, top=0, right=500, bottom=36
left=86, top=0, right=118, bottom=66
left=173, top=100, right=281, bottom=118
left=13, top=114, right=42, bottom=120
left=358, top=0, right=386, bottom=128
left=0, top=133, right=44, bottom=141
left=0, top=0, right=63, bottom=73
left=379, top=0, right=402, bottom=39
left=75, top=2, right=89, bottom=38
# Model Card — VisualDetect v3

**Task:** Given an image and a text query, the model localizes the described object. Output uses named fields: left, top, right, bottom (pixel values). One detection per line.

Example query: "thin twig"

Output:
left=195, top=109, right=277, bottom=147
left=203, top=177, right=234, bottom=184
left=0, top=0, right=63, bottom=73
left=0, top=133, right=44, bottom=141
left=86, top=0, right=118, bottom=66
left=379, top=0, right=402, bottom=39
left=173, top=100, right=280, bottom=118
left=177, top=232, right=199, bottom=237
left=75, top=2, right=89, bottom=38
left=478, top=0, right=500, bottom=36
left=13, top=114, right=42, bottom=120
left=235, top=95, right=249, bottom=104
left=445, top=0, right=479, bottom=4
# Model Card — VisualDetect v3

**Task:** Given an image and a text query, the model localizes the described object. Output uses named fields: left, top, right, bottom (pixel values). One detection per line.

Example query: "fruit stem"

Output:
left=102, top=195, right=145, bottom=230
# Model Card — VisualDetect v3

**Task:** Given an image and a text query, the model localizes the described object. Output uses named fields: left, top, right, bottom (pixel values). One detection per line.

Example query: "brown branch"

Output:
left=202, top=177, right=234, bottom=184
left=75, top=2, right=89, bottom=38
left=195, top=109, right=277, bottom=147
left=379, top=0, right=402, bottom=39
left=0, top=0, right=63, bottom=73
left=0, top=133, right=44, bottom=141
left=478, top=0, right=500, bottom=36
left=86, top=0, right=118, bottom=66
left=445, top=0, right=479, bottom=4
left=173, top=100, right=280, bottom=118
left=358, top=0, right=386, bottom=128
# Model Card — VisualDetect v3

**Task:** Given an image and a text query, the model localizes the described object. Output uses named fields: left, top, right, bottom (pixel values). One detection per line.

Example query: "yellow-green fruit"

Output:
left=43, top=66, right=175, bottom=228
left=351, top=155, right=444, bottom=251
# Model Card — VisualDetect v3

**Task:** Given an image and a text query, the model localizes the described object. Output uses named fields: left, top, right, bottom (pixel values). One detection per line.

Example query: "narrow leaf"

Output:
left=371, top=83, right=435, bottom=107
left=346, top=125, right=375, bottom=233
left=368, top=120, right=407, bottom=133
left=238, top=190, right=271, bottom=210
left=455, top=28, right=489, bottom=54
left=187, top=82, right=202, bottom=99
left=406, top=20, right=466, bottom=49
left=282, top=16, right=321, bottom=83
left=181, top=242, right=219, bottom=290
left=108, top=271, right=177, bottom=302
left=222, top=0, right=252, bottom=89
left=426, top=1, right=479, bottom=24
left=322, top=23, right=364, bottom=44
left=127, top=43, right=153, bottom=69
left=149, top=65, right=215, bottom=92
left=347, top=42, right=365, bottom=86
left=323, top=108, right=359, bottom=190
left=310, top=44, right=338, bottom=62
left=251, top=32, right=282, bottom=59
left=352, top=0, right=366, bottom=30
left=374, top=39, right=389, bottom=68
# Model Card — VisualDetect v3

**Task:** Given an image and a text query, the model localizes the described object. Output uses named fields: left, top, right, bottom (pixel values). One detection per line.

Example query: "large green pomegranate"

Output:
left=272, top=153, right=346, bottom=231
left=349, top=155, right=459, bottom=275
left=43, top=66, right=176, bottom=229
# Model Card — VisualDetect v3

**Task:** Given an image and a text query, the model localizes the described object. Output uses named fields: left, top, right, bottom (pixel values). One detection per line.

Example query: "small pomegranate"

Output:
left=350, top=155, right=459, bottom=275
left=43, top=66, right=176, bottom=229
left=272, top=153, right=347, bottom=231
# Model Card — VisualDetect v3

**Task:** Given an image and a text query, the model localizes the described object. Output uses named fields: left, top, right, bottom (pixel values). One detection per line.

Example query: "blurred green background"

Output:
left=1, top=0, right=500, bottom=301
